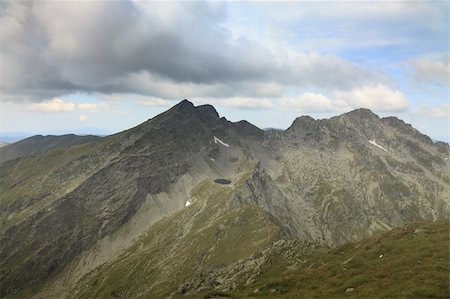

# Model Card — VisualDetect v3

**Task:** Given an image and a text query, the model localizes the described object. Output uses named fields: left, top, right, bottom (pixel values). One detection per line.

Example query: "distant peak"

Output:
left=382, top=116, right=433, bottom=145
left=287, top=115, right=317, bottom=132
left=174, top=99, right=195, bottom=110
left=194, top=104, right=220, bottom=124
left=296, top=115, right=316, bottom=122
left=232, top=120, right=264, bottom=138
left=148, top=99, right=222, bottom=128
left=195, top=104, right=220, bottom=120
left=382, top=116, right=408, bottom=126
left=163, top=99, right=196, bottom=117
left=344, top=108, right=379, bottom=120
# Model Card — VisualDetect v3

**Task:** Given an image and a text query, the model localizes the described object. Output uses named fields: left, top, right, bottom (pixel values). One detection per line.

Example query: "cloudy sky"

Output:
left=0, top=0, right=448, bottom=141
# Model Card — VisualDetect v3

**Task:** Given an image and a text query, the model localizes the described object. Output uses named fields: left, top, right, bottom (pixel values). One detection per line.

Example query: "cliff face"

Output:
left=1, top=100, right=448, bottom=298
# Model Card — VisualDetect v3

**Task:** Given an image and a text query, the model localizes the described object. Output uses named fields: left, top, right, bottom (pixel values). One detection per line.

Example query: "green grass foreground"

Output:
left=217, top=220, right=449, bottom=298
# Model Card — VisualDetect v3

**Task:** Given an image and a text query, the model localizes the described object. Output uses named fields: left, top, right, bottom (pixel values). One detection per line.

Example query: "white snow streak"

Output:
left=214, top=136, right=229, bottom=147
left=368, top=139, right=388, bottom=152
left=185, top=200, right=191, bottom=207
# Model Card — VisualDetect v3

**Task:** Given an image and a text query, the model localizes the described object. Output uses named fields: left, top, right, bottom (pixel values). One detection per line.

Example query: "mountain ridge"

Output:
left=0, top=100, right=448, bottom=298
left=0, top=134, right=100, bottom=164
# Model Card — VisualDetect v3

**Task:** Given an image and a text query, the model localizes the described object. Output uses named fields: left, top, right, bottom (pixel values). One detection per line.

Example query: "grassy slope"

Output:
left=0, top=133, right=124, bottom=232
left=0, top=132, right=133, bottom=297
left=72, top=179, right=279, bottom=299
left=231, top=220, right=449, bottom=298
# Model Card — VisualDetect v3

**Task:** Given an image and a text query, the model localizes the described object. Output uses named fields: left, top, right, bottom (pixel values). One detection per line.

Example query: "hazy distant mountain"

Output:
left=0, top=100, right=448, bottom=298
left=0, top=141, right=8, bottom=148
left=0, top=133, right=32, bottom=143
left=0, top=134, right=100, bottom=164
left=263, top=127, right=284, bottom=131
left=0, top=128, right=113, bottom=144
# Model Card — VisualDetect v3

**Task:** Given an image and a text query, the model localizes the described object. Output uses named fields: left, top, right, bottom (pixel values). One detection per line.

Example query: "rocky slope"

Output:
left=192, top=220, right=449, bottom=298
left=0, top=100, right=448, bottom=298
left=0, top=134, right=100, bottom=163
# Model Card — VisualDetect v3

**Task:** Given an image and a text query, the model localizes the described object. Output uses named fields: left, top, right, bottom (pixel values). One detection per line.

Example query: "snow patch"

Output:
left=368, top=139, right=388, bottom=152
left=185, top=200, right=191, bottom=207
left=209, top=158, right=215, bottom=162
left=214, top=136, right=229, bottom=147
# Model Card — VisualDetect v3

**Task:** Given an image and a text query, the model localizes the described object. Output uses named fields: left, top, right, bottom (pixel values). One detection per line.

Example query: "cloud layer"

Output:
left=280, top=85, right=410, bottom=114
left=409, top=55, right=449, bottom=86
left=0, top=0, right=447, bottom=119
left=0, top=1, right=384, bottom=105
left=29, top=98, right=76, bottom=112
left=420, top=103, right=450, bottom=119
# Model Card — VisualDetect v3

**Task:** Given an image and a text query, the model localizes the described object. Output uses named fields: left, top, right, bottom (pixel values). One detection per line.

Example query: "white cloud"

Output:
left=333, top=84, right=410, bottom=112
left=194, top=97, right=273, bottom=110
left=79, top=115, right=87, bottom=121
left=97, top=93, right=171, bottom=107
left=98, top=93, right=164, bottom=105
left=409, top=55, right=449, bottom=86
left=279, top=93, right=333, bottom=113
left=78, top=103, right=98, bottom=111
left=78, top=102, right=108, bottom=111
left=136, top=97, right=171, bottom=107
left=29, top=98, right=76, bottom=112
left=279, top=84, right=410, bottom=113
left=420, top=103, right=450, bottom=119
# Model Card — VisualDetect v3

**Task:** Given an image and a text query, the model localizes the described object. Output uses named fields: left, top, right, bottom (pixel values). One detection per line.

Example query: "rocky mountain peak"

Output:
left=147, top=100, right=219, bottom=131
left=327, top=108, right=384, bottom=141
left=161, top=100, right=221, bottom=123
left=232, top=120, right=264, bottom=139
left=283, top=115, right=325, bottom=145
left=382, top=116, right=434, bottom=145
left=344, top=108, right=379, bottom=120
left=195, top=104, right=220, bottom=124
left=286, top=115, right=317, bottom=133
left=171, top=99, right=196, bottom=113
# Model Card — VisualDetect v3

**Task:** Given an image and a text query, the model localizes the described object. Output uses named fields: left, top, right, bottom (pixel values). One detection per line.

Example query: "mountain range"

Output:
left=0, top=134, right=100, bottom=164
left=0, top=100, right=448, bottom=298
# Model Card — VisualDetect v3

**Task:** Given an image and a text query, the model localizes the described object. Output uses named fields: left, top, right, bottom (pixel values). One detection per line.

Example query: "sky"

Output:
left=0, top=0, right=448, bottom=141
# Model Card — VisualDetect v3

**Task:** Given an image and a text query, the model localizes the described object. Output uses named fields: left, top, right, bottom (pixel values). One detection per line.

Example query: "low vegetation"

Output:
left=228, top=220, right=449, bottom=298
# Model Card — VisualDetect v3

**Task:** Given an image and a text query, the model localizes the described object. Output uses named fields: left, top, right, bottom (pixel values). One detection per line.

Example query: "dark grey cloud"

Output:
left=0, top=0, right=380, bottom=103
